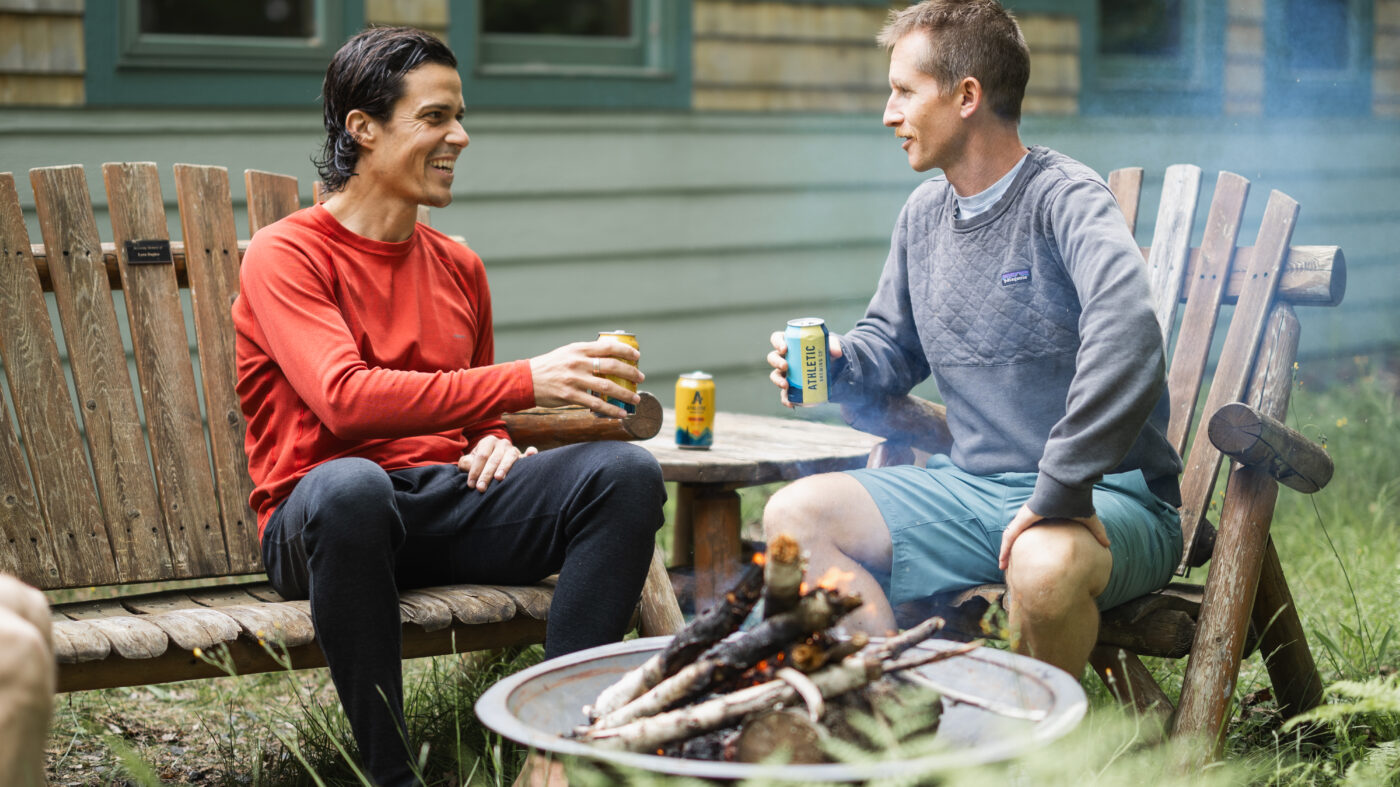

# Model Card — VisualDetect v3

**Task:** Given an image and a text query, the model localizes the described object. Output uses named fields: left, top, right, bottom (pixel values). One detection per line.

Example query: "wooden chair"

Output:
left=0, top=162, right=682, bottom=693
left=843, top=165, right=1344, bottom=760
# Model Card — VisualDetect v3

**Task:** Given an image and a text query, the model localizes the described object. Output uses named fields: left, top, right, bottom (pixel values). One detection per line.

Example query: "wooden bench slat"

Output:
left=174, top=164, right=261, bottom=574
left=52, top=619, right=111, bottom=663
left=414, top=586, right=518, bottom=626
left=102, top=162, right=228, bottom=578
left=0, top=173, right=67, bottom=586
left=75, top=615, right=170, bottom=660
left=244, top=169, right=300, bottom=236
left=1145, top=164, right=1202, bottom=346
left=397, top=590, right=457, bottom=631
left=1176, top=190, right=1299, bottom=574
left=1165, top=172, right=1250, bottom=458
left=1107, top=166, right=1144, bottom=236
left=492, top=584, right=554, bottom=620
left=29, top=165, right=153, bottom=585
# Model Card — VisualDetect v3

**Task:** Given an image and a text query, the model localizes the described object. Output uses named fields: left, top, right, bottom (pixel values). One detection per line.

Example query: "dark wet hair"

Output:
left=877, top=0, right=1030, bottom=124
left=314, top=26, right=458, bottom=192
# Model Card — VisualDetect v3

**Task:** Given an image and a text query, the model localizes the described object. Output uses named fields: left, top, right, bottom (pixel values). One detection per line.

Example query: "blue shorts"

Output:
left=847, top=456, right=1182, bottom=611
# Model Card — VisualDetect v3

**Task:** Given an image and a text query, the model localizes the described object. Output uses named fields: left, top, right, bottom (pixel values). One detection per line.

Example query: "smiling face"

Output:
left=882, top=30, right=967, bottom=174
left=354, top=63, right=468, bottom=209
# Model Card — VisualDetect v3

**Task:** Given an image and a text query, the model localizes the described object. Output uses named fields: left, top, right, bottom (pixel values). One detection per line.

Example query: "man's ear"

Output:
left=345, top=109, right=373, bottom=149
left=957, top=76, right=982, bottom=119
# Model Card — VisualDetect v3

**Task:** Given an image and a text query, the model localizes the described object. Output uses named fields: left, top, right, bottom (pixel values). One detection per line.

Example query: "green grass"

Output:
left=45, top=358, right=1400, bottom=785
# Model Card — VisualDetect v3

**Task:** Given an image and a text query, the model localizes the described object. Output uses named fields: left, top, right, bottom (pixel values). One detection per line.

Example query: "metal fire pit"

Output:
left=476, top=636, right=1086, bottom=782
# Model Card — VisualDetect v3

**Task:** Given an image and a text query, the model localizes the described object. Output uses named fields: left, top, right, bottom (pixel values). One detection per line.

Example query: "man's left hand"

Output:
left=458, top=435, right=537, bottom=492
left=998, top=504, right=1109, bottom=570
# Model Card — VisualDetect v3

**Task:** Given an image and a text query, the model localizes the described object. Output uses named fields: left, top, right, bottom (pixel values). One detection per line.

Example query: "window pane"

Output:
left=1098, top=0, right=1183, bottom=57
left=1284, top=0, right=1350, bottom=70
left=139, top=0, right=315, bottom=38
left=482, top=0, right=632, bottom=38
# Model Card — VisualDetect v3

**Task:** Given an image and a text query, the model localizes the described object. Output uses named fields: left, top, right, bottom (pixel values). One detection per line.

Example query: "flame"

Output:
left=815, top=566, right=856, bottom=591
left=799, top=581, right=809, bottom=595
left=752, top=552, right=766, bottom=566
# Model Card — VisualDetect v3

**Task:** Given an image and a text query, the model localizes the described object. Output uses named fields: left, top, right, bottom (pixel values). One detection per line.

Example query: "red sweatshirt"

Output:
left=233, top=204, right=535, bottom=537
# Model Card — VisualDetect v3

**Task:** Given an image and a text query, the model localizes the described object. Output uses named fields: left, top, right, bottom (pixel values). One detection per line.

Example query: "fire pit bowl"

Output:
left=476, top=636, right=1087, bottom=782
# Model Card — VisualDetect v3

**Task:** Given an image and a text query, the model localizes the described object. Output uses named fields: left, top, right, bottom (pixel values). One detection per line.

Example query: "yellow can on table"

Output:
left=675, top=372, right=715, bottom=449
left=595, top=330, right=639, bottom=415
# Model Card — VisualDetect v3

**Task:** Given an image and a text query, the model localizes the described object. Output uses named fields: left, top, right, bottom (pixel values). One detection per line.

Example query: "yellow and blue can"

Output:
left=784, top=318, right=829, bottom=407
left=595, top=330, right=639, bottom=415
left=675, top=372, right=715, bottom=449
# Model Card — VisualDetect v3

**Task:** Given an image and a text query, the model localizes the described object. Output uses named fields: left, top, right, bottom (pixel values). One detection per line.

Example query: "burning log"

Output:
left=588, top=588, right=863, bottom=730
left=579, top=642, right=980, bottom=753
left=587, top=559, right=765, bottom=720
left=762, top=533, right=805, bottom=619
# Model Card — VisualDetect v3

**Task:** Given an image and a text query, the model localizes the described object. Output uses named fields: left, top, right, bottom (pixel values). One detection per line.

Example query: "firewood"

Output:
left=586, top=589, right=862, bottom=731
left=581, top=642, right=978, bottom=753
left=762, top=533, right=804, bottom=619
left=587, top=560, right=765, bottom=720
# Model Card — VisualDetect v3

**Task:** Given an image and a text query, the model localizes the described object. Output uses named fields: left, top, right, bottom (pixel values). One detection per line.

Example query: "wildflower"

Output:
left=1336, top=417, right=1348, bottom=428
left=193, top=647, right=203, bottom=658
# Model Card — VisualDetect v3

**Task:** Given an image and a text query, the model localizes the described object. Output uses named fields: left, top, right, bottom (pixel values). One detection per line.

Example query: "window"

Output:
left=85, top=0, right=365, bottom=107
left=1264, top=0, right=1373, bottom=115
left=450, top=0, right=691, bottom=109
left=1081, top=0, right=1225, bottom=114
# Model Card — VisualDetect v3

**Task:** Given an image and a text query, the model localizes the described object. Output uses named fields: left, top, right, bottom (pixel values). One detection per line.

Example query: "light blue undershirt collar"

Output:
left=955, top=152, right=1029, bottom=220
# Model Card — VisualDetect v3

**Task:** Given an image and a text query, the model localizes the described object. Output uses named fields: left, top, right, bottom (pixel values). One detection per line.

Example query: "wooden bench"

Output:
left=846, top=165, right=1344, bottom=761
left=0, top=162, right=683, bottom=693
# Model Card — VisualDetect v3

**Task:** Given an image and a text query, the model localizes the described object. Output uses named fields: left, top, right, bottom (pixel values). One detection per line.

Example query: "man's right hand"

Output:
left=529, top=339, right=643, bottom=418
left=767, top=331, right=842, bottom=408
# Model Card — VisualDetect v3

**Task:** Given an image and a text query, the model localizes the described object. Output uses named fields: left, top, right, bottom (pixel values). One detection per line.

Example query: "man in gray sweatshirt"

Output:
left=763, top=0, right=1184, bottom=678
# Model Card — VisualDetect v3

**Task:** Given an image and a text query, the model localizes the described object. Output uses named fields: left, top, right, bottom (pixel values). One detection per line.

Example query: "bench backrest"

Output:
left=0, top=164, right=262, bottom=590
left=1104, top=166, right=1344, bottom=573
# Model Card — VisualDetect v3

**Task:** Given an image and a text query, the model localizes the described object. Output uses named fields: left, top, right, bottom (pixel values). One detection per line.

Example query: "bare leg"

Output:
left=761, top=473, right=896, bottom=635
left=0, top=574, right=54, bottom=787
left=1003, top=523, right=1112, bottom=677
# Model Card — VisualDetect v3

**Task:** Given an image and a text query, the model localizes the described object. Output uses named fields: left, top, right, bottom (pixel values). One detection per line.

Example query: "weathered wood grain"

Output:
left=414, top=586, right=517, bottom=626
left=51, top=618, right=111, bottom=663
left=503, top=392, right=663, bottom=450
left=397, top=590, right=457, bottom=631
left=1164, top=172, right=1250, bottom=457
left=1107, top=166, right=1144, bottom=235
left=1252, top=538, right=1323, bottom=719
left=493, top=584, right=554, bottom=621
left=1174, top=304, right=1302, bottom=754
left=103, top=162, right=227, bottom=578
left=1144, top=164, right=1202, bottom=347
left=639, top=410, right=878, bottom=484
left=1209, top=402, right=1333, bottom=493
left=30, top=164, right=155, bottom=584
left=243, top=169, right=300, bottom=235
left=174, top=164, right=261, bottom=574
left=0, top=172, right=66, bottom=585
left=1176, top=190, right=1298, bottom=575
left=639, top=545, right=685, bottom=636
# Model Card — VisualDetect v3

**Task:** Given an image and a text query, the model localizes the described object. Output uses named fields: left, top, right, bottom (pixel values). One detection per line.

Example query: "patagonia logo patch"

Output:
left=1001, top=269, right=1031, bottom=286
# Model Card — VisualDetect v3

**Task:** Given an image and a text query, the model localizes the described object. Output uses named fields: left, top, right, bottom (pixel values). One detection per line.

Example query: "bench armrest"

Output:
left=503, top=391, right=662, bottom=451
left=1207, top=402, right=1333, bottom=493
left=839, top=393, right=953, bottom=457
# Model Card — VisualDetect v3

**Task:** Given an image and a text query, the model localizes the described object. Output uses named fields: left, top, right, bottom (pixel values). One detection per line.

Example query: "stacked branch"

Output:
left=572, top=534, right=984, bottom=761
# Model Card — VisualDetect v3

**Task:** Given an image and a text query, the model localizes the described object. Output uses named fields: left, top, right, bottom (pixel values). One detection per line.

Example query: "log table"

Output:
left=636, top=409, right=881, bottom=610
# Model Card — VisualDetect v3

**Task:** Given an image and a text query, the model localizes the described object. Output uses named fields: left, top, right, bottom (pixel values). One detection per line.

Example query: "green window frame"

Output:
left=85, top=0, right=365, bottom=107
left=450, top=0, right=691, bottom=109
left=1006, top=0, right=1225, bottom=115
left=1264, top=0, right=1373, bottom=116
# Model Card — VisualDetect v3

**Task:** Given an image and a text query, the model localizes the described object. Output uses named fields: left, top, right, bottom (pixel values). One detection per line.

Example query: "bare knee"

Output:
left=762, top=478, right=830, bottom=544
left=0, top=612, right=55, bottom=705
left=1005, top=525, right=1109, bottom=616
left=0, top=576, right=50, bottom=648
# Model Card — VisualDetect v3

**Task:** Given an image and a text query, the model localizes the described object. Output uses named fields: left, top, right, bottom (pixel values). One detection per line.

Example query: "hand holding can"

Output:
left=594, top=330, right=640, bottom=416
left=784, top=318, right=829, bottom=407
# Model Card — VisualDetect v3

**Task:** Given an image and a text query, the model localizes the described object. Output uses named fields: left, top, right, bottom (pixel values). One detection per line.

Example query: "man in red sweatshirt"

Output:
left=232, top=27, right=665, bottom=786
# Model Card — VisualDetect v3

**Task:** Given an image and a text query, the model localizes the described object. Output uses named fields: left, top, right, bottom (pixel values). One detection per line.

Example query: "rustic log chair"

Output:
left=842, top=165, right=1345, bottom=756
left=0, top=162, right=683, bottom=694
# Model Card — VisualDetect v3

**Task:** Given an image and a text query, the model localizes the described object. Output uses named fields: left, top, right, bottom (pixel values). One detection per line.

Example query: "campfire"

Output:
left=569, top=534, right=984, bottom=764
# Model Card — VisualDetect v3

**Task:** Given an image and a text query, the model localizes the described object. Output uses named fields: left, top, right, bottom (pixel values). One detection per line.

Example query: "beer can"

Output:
left=675, top=372, right=715, bottom=450
left=595, top=330, right=639, bottom=415
left=784, top=318, right=829, bottom=407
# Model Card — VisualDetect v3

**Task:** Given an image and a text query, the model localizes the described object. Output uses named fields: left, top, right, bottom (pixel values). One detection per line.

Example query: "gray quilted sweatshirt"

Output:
left=831, top=146, right=1182, bottom=518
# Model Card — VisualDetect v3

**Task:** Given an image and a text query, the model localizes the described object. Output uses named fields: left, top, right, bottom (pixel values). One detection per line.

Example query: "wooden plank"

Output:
left=243, top=169, right=300, bottom=236
left=0, top=172, right=66, bottom=586
left=1174, top=303, right=1300, bottom=754
left=415, top=586, right=518, bottom=626
left=51, top=618, right=111, bottom=663
left=1144, top=164, right=1201, bottom=346
left=692, top=486, right=742, bottom=612
left=102, top=162, right=227, bottom=578
left=29, top=165, right=155, bottom=585
left=174, top=164, right=261, bottom=574
left=1106, top=166, right=1144, bottom=236
left=1089, top=645, right=1174, bottom=718
left=1165, top=171, right=1250, bottom=456
left=491, top=584, right=553, bottom=621
left=1176, top=190, right=1297, bottom=575
left=1252, top=537, right=1323, bottom=719
left=638, top=545, right=684, bottom=637
left=397, top=589, right=456, bottom=631
left=73, top=616, right=169, bottom=660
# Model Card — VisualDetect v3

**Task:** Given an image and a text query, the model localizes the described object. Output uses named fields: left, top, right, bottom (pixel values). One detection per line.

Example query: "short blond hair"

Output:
left=878, top=0, right=1030, bottom=123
